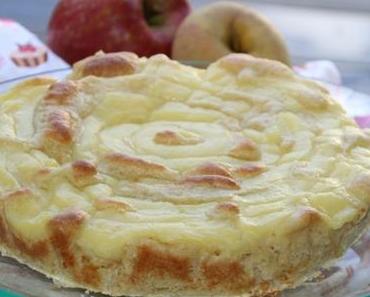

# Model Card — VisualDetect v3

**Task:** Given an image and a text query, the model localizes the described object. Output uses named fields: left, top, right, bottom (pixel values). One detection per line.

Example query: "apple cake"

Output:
left=0, top=52, right=369, bottom=297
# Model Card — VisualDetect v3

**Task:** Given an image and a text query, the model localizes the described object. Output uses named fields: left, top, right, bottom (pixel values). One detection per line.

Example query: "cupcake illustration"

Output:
left=10, top=42, right=48, bottom=67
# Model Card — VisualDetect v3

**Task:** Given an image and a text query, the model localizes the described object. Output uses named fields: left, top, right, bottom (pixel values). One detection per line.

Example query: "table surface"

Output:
left=1, top=0, right=370, bottom=93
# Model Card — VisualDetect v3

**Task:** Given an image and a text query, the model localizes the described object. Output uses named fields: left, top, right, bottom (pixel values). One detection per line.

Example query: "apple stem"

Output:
left=142, top=0, right=165, bottom=27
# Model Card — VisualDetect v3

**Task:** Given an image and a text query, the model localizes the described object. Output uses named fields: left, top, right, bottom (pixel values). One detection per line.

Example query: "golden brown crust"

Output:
left=0, top=215, right=6, bottom=242
left=94, top=199, right=133, bottom=212
left=0, top=216, right=49, bottom=261
left=153, top=130, right=203, bottom=145
left=182, top=175, right=241, bottom=190
left=71, top=160, right=97, bottom=177
left=215, top=202, right=240, bottom=215
left=45, top=110, right=74, bottom=143
left=71, top=52, right=138, bottom=79
left=49, top=210, right=88, bottom=268
left=232, top=163, right=266, bottom=177
left=208, top=202, right=240, bottom=220
left=229, top=138, right=261, bottom=161
left=130, top=245, right=192, bottom=284
left=10, top=233, right=49, bottom=260
left=202, top=259, right=254, bottom=291
left=0, top=191, right=49, bottom=259
left=35, top=81, right=79, bottom=163
left=2, top=188, right=33, bottom=201
left=100, top=152, right=178, bottom=181
left=44, top=80, right=77, bottom=105
left=75, top=256, right=100, bottom=287
left=188, top=162, right=233, bottom=178
left=48, top=210, right=101, bottom=287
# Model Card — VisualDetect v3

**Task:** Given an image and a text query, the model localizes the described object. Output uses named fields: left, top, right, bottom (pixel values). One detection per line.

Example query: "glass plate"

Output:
left=0, top=70, right=369, bottom=297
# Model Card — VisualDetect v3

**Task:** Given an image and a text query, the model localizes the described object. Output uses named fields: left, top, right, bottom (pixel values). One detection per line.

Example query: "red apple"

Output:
left=47, top=0, right=191, bottom=64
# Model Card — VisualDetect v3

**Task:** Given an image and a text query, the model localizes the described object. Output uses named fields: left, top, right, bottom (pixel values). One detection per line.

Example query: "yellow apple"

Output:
left=172, top=1, right=291, bottom=65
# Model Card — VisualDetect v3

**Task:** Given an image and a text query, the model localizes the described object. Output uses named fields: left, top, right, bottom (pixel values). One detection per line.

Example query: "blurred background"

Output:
left=1, top=0, right=370, bottom=93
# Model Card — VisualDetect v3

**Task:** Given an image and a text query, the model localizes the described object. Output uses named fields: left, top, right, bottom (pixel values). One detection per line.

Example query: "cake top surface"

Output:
left=0, top=52, right=369, bottom=260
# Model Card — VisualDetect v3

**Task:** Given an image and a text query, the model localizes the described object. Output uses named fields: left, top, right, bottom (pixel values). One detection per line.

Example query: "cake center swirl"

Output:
left=153, top=129, right=203, bottom=146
